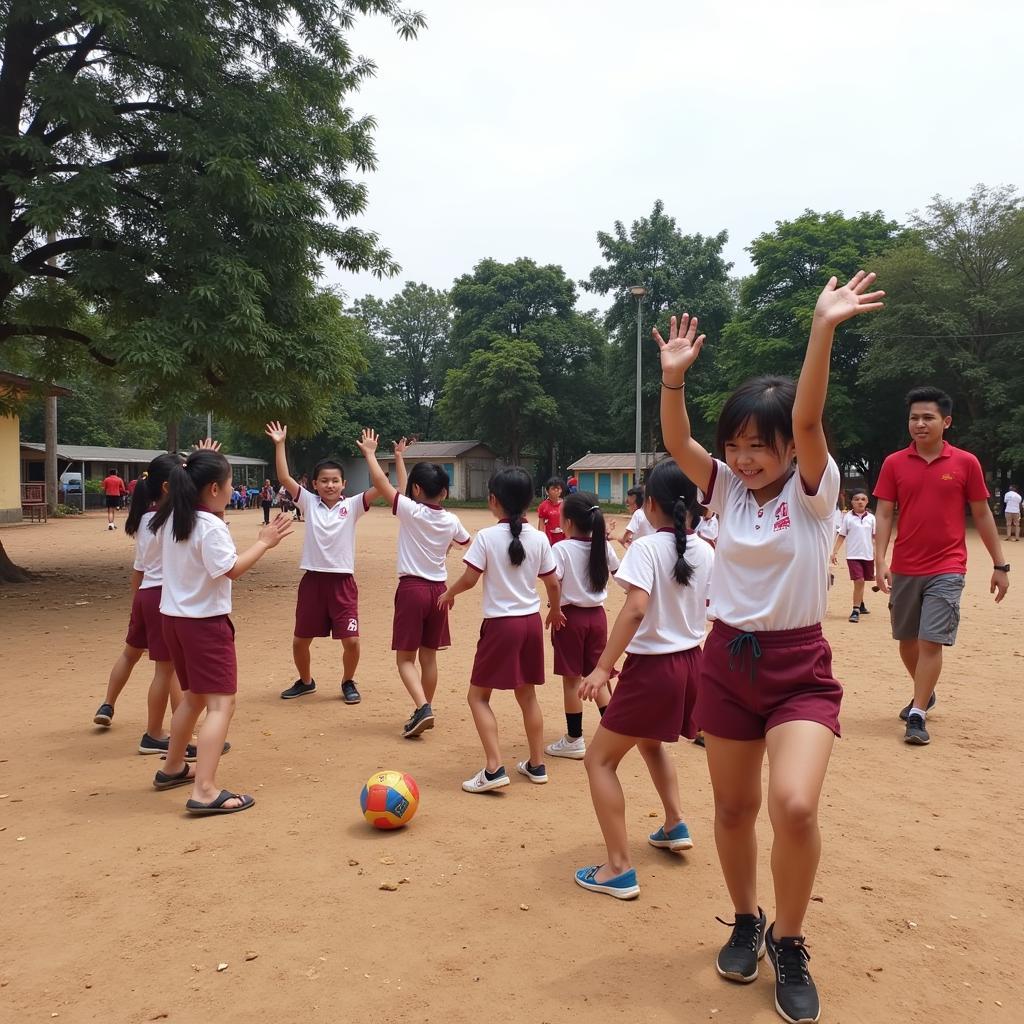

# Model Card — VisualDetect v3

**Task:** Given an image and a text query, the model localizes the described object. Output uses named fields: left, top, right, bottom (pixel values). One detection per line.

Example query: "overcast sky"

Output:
left=331, top=0, right=1023, bottom=311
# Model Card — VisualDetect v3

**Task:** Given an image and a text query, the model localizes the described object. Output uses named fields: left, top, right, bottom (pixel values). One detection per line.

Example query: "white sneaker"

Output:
left=545, top=734, right=586, bottom=760
left=515, top=760, right=548, bottom=784
left=462, top=767, right=510, bottom=793
left=107, top=523, right=115, bottom=531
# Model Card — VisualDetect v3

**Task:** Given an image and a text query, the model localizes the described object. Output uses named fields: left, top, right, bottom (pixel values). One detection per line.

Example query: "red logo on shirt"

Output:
left=338, top=504, right=348, bottom=518
left=773, top=501, right=791, bottom=532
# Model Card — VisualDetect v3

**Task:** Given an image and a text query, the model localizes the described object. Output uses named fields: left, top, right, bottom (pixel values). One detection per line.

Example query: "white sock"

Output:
left=910, top=706, right=927, bottom=721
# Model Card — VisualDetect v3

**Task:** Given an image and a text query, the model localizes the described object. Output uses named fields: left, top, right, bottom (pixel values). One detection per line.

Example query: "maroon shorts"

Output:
left=125, top=586, right=170, bottom=661
left=551, top=605, right=607, bottom=678
left=392, top=577, right=451, bottom=651
left=696, top=621, right=843, bottom=741
left=601, top=648, right=701, bottom=743
left=162, top=615, right=237, bottom=695
left=847, top=558, right=875, bottom=581
left=471, top=614, right=545, bottom=690
left=294, top=571, right=359, bottom=639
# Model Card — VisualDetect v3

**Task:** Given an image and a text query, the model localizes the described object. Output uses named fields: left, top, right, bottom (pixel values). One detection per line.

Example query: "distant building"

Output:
left=378, top=441, right=501, bottom=502
left=566, top=451, right=667, bottom=503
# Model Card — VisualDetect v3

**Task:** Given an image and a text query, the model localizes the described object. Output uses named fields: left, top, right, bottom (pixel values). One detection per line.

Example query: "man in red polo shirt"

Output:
left=874, top=386, right=1009, bottom=747
left=102, top=468, right=127, bottom=530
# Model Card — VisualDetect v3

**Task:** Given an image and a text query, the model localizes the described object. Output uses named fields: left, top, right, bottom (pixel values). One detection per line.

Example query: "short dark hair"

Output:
left=107, top=467, right=117, bottom=475
left=545, top=477, right=565, bottom=492
left=906, top=386, right=952, bottom=417
left=407, top=462, right=449, bottom=501
left=312, top=457, right=345, bottom=480
left=850, top=488, right=868, bottom=499
left=716, top=376, right=797, bottom=456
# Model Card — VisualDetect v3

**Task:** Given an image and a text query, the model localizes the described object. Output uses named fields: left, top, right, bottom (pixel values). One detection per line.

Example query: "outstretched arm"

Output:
left=357, top=429, right=398, bottom=506
left=794, top=272, right=884, bottom=491
left=437, top=564, right=482, bottom=609
left=264, top=422, right=300, bottom=498
left=225, top=514, right=293, bottom=579
left=654, top=314, right=714, bottom=495
left=579, top=586, right=648, bottom=700
left=394, top=437, right=409, bottom=494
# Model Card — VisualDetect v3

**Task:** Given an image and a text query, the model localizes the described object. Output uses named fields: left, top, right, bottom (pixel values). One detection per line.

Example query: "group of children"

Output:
left=91, top=271, right=901, bottom=1024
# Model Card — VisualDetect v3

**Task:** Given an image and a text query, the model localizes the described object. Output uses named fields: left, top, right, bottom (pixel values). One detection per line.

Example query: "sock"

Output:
left=566, top=712, right=583, bottom=739
left=484, top=766, right=504, bottom=780
left=598, top=705, right=607, bottom=717
left=909, top=706, right=927, bottom=721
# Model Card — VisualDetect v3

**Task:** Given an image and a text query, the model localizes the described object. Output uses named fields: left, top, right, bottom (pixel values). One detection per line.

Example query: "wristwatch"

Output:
left=994, top=563, right=1010, bottom=572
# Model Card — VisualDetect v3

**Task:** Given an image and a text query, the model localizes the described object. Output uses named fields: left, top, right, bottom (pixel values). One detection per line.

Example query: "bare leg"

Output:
left=162, top=691, right=204, bottom=775
left=341, top=637, right=360, bottom=680
left=583, top=725, right=638, bottom=881
left=468, top=685, right=501, bottom=771
left=637, top=738, right=684, bottom=830
left=852, top=579, right=865, bottom=608
left=190, top=693, right=245, bottom=808
left=765, top=720, right=835, bottom=936
left=418, top=648, right=438, bottom=704
left=292, top=636, right=313, bottom=683
left=912, top=639, right=943, bottom=710
left=103, top=646, right=144, bottom=707
left=513, top=684, right=545, bottom=766
left=562, top=676, right=583, bottom=714
left=898, top=638, right=918, bottom=683
left=145, top=661, right=180, bottom=738
left=396, top=651, right=426, bottom=707
left=704, top=734, right=766, bottom=916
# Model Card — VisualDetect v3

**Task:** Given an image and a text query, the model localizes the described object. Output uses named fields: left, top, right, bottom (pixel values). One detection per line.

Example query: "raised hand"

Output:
left=195, top=438, right=221, bottom=451
left=813, top=271, right=885, bottom=327
left=358, top=428, right=379, bottom=455
left=652, top=313, right=706, bottom=380
left=265, top=421, right=287, bottom=445
left=393, top=436, right=409, bottom=456
left=259, top=513, right=294, bottom=548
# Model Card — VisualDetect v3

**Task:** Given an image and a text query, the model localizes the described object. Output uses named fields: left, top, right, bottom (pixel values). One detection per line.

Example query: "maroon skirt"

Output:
left=551, top=605, right=607, bottom=677
left=125, top=585, right=170, bottom=662
left=601, top=647, right=701, bottom=743
left=392, top=576, right=451, bottom=651
left=470, top=614, right=545, bottom=690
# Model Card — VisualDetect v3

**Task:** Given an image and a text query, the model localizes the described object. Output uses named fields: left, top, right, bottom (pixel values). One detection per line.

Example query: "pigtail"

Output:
left=508, top=513, right=526, bottom=566
left=127, top=454, right=181, bottom=536
left=671, top=497, right=695, bottom=586
left=645, top=458, right=698, bottom=587
left=125, top=475, right=151, bottom=537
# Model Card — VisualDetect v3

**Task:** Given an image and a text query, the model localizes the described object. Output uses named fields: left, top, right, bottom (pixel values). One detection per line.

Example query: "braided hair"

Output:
left=645, top=459, right=698, bottom=586
left=561, top=491, right=609, bottom=592
left=488, top=468, right=534, bottom=566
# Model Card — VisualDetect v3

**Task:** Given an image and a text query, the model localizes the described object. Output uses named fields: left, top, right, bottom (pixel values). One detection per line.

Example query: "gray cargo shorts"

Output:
left=889, top=573, right=965, bottom=646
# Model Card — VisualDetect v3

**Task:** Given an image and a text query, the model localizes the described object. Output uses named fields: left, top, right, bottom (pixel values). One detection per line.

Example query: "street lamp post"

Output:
left=629, top=286, right=647, bottom=485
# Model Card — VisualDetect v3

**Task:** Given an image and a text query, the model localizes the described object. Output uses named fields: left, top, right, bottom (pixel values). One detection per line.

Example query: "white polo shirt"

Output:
left=615, top=529, right=714, bottom=655
left=133, top=510, right=163, bottom=589
left=463, top=522, right=557, bottom=618
left=393, top=494, right=471, bottom=581
left=626, top=508, right=655, bottom=541
left=159, top=511, right=236, bottom=617
left=839, top=510, right=876, bottom=561
left=696, top=514, right=719, bottom=544
left=701, top=456, right=840, bottom=632
left=294, top=487, right=369, bottom=573
left=1004, top=489, right=1022, bottom=515
left=554, top=538, right=621, bottom=607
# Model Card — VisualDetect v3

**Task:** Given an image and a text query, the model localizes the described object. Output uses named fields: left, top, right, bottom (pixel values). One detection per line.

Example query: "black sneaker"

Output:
left=93, top=703, right=114, bottom=727
left=139, top=733, right=170, bottom=755
left=766, top=925, right=819, bottom=1023
left=904, top=713, right=930, bottom=745
left=716, top=907, right=767, bottom=982
left=858, top=602, right=870, bottom=614
left=281, top=679, right=317, bottom=700
left=161, top=741, right=229, bottom=762
left=899, top=692, right=937, bottom=721
left=403, top=703, right=435, bottom=738
left=848, top=608, right=859, bottom=623
left=341, top=680, right=361, bottom=704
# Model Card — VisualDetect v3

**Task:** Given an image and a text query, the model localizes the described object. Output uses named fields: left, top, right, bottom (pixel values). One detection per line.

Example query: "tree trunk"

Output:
left=0, top=538, right=33, bottom=583
left=166, top=420, right=179, bottom=452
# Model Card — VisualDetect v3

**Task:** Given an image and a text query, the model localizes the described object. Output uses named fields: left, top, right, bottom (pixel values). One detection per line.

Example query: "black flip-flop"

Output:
left=186, top=790, right=255, bottom=816
left=153, top=764, right=194, bottom=791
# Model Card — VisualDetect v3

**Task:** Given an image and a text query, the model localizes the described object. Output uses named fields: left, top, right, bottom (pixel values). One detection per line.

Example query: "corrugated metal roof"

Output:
left=379, top=440, right=494, bottom=461
left=567, top=452, right=667, bottom=471
left=0, top=370, right=73, bottom=396
left=21, top=442, right=266, bottom=466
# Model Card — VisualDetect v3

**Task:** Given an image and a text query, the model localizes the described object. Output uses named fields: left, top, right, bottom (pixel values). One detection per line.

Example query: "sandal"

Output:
left=185, top=790, right=255, bottom=816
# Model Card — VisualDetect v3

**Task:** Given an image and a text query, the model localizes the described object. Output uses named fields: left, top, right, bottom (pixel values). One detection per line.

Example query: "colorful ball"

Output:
left=360, top=770, right=420, bottom=830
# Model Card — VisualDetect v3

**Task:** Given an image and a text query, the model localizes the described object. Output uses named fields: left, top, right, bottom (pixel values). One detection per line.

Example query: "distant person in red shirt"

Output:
left=102, top=468, right=127, bottom=530
left=537, top=477, right=566, bottom=544
left=566, top=475, right=579, bottom=494
left=874, top=386, right=1009, bottom=747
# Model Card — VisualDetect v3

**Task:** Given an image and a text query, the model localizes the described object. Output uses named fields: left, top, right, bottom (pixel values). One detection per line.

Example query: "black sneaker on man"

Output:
left=899, top=691, right=936, bottom=721
left=765, top=924, right=820, bottom=1023
left=341, top=679, right=361, bottom=704
left=715, top=907, right=767, bottom=982
left=281, top=679, right=316, bottom=700
left=403, top=703, right=435, bottom=738
left=904, top=712, right=930, bottom=745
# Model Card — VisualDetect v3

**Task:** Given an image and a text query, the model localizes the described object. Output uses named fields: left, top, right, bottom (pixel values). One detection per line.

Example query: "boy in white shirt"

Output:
left=1003, top=484, right=1022, bottom=541
left=617, top=486, right=655, bottom=548
left=831, top=489, right=876, bottom=622
left=266, top=422, right=379, bottom=704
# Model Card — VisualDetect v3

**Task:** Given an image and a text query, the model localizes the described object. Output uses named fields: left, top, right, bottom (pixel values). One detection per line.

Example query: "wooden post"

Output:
left=45, top=395, right=58, bottom=513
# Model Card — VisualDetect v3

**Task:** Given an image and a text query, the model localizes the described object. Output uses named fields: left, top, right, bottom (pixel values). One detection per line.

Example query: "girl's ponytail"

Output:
left=562, top=491, right=609, bottom=592
left=487, top=467, right=534, bottom=567
left=126, top=454, right=182, bottom=536
left=150, top=450, right=230, bottom=542
left=645, top=458, right=699, bottom=587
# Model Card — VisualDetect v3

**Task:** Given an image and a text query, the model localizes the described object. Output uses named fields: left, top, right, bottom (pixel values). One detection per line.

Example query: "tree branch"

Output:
left=25, top=23, right=106, bottom=137
left=0, top=322, right=116, bottom=366
left=16, top=235, right=117, bottom=270
left=47, top=149, right=174, bottom=173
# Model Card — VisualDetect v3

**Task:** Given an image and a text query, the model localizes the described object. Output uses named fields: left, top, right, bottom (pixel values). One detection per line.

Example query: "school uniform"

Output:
left=463, top=522, right=557, bottom=689
left=124, top=509, right=171, bottom=661
left=838, top=510, right=876, bottom=581
left=695, top=457, right=844, bottom=741
left=600, top=528, right=713, bottom=743
left=159, top=509, right=238, bottom=695
left=696, top=514, right=719, bottom=546
left=626, top=507, right=655, bottom=541
left=292, top=487, right=369, bottom=639
left=391, top=493, right=471, bottom=651
left=550, top=538, right=620, bottom=677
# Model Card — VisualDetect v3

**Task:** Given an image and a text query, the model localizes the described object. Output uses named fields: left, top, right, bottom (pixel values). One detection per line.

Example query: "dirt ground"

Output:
left=0, top=507, right=1021, bottom=1024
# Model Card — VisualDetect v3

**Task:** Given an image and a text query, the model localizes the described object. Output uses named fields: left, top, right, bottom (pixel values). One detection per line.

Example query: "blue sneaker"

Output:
left=574, top=865, right=640, bottom=900
left=648, top=821, right=693, bottom=851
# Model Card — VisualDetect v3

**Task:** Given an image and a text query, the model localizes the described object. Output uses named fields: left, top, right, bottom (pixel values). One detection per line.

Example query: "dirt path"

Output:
left=1, top=510, right=1020, bottom=1023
